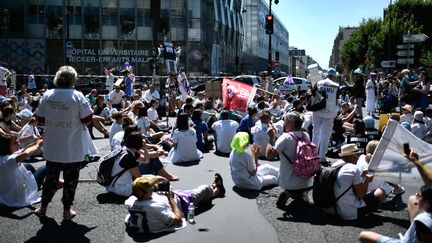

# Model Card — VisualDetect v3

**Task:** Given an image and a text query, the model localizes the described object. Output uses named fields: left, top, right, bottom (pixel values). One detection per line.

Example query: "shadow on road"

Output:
left=232, top=186, right=260, bottom=199
left=0, top=205, right=35, bottom=220
left=276, top=199, right=410, bottom=229
left=125, top=229, right=173, bottom=242
left=25, top=217, right=97, bottom=243
left=173, top=160, right=200, bottom=167
left=96, top=192, right=128, bottom=204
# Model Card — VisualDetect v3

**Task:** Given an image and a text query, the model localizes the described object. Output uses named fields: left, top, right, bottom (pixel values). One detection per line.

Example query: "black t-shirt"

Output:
left=119, top=151, right=139, bottom=169
left=353, top=78, right=365, bottom=98
left=346, top=133, right=369, bottom=154
left=94, top=103, right=107, bottom=116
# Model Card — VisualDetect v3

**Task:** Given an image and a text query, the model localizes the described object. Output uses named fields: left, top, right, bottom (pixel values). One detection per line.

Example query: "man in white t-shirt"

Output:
left=104, top=67, right=116, bottom=92
left=251, top=111, right=278, bottom=158
left=312, top=68, right=339, bottom=165
left=0, top=65, right=11, bottom=97
left=322, top=144, right=384, bottom=220
left=211, top=110, right=239, bottom=154
left=109, top=83, right=126, bottom=110
left=143, top=84, right=161, bottom=104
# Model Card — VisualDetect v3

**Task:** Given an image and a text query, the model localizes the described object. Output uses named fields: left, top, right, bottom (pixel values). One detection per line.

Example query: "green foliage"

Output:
left=341, top=0, right=432, bottom=71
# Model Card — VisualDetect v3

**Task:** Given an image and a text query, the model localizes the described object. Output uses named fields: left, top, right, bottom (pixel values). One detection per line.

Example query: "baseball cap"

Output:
left=414, top=111, right=424, bottom=122
left=354, top=68, right=363, bottom=75
left=363, top=116, right=375, bottom=129
left=91, top=89, right=98, bottom=94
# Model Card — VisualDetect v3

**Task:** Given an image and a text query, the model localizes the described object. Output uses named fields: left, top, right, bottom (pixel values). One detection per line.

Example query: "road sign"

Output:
left=397, top=58, right=414, bottom=65
left=397, top=44, right=414, bottom=49
left=381, top=60, right=396, bottom=68
left=396, top=50, right=414, bottom=57
left=403, top=33, right=428, bottom=43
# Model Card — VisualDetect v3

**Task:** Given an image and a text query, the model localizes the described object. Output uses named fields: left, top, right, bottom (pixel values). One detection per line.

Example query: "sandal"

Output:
left=34, top=207, right=47, bottom=218
left=63, top=209, right=77, bottom=221
left=212, top=173, right=225, bottom=198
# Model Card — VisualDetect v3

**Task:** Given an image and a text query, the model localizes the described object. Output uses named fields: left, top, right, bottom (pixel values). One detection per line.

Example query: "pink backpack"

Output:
left=281, top=132, right=321, bottom=179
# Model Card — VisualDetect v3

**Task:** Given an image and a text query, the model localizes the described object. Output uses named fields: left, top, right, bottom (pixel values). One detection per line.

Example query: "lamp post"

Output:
left=267, top=0, right=272, bottom=76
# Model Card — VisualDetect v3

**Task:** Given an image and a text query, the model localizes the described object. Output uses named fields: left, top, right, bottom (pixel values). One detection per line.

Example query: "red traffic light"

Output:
left=266, top=15, right=273, bottom=21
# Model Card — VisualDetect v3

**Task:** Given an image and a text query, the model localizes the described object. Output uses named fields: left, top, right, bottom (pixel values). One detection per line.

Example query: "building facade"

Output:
left=242, top=0, right=289, bottom=75
left=0, top=0, right=245, bottom=76
left=329, top=26, right=357, bottom=72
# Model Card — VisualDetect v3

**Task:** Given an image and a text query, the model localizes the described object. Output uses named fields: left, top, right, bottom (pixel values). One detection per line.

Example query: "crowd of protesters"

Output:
left=1, top=61, right=432, bottom=241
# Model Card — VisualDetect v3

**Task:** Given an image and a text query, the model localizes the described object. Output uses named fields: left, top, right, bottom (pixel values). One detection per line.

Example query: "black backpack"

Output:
left=312, top=163, right=352, bottom=208
left=96, top=147, right=128, bottom=187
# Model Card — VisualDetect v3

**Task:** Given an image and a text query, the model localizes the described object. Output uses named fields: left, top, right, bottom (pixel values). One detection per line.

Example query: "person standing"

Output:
left=104, top=67, right=116, bottom=93
left=0, top=64, right=11, bottom=97
left=365, top=72, right=378, bottom=117
left=346, top=68, right=365, bottom=118
left=34, top=66, right=94, bottom=221
left=312, top=68, right=339, bottom=165
left=27, top=73, right=37, bottom=94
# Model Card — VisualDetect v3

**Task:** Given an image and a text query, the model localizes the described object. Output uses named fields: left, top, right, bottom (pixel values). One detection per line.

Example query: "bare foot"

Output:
left=63, top=209, right=77, bottom=221
left=34, top=207, right=47, bottom=218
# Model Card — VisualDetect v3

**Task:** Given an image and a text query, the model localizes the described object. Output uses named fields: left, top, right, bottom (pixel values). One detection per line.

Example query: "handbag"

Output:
left=306, top=90, right=326, bottom=111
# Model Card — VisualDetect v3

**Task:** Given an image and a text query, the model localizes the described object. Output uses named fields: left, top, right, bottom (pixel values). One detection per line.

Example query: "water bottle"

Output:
left=187, top=203, right=195, bottom=224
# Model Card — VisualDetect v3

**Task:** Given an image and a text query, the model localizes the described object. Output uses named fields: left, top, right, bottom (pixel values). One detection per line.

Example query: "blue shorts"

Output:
left=376, top=236, right=401, bottom=243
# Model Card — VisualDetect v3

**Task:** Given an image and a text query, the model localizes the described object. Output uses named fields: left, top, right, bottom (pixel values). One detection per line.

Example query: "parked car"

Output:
left=273, top=76, right=309, bottom=94
left=233, top=75, right=261, bottom=86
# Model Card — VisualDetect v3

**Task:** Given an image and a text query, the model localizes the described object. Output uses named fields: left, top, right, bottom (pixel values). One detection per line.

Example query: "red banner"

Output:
left=222, top=78, right=257, bottom=112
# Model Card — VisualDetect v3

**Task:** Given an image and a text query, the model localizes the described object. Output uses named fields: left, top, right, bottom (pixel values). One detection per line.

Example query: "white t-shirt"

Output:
left=274, top=132, right=314, bottom=190
left=109, top=122, right=123, bottom=146
left=0, top=153, right=40, bottom=207
left=411, top=123, right=427, bottom=140
left=125, top=194, right=181, bottom=233
left=109, top=89, right=125, bottom=105
left=314, top=78, right=339, bottom=119
left=166, top=128, right=202, bottom=163
left=147, top=107, right=159, bottom=122
left=17, top=123, right=40, bottom=149
left=143, top=90, right=160, bottom=103
left=211, top=120, right=239, bottom=153
left=35, top=89, right=93, bottom=163
left=106, top=148, right=135, bottom=197
left=400, top=113, right=414, bottom=124
left=322, top=161, right=365, bottom=220
left=251, top=123, right=270, bottom=157
left=0, top=66, right=10, bottom=85
left=106, top=73, right=115, bottom=92
left=229, top=148, right=261, bottom=190
left=136, top=116, right=151, bottom=136
left=111, top=131, right=124, bottom=151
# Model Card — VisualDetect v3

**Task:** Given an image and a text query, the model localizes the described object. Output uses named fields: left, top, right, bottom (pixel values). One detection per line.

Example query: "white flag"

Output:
left=368, top=119, right=432, bottom=182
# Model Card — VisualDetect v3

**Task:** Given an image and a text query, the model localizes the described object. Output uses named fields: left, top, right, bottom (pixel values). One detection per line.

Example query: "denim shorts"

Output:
left=376, top=235, right=401, bottom=243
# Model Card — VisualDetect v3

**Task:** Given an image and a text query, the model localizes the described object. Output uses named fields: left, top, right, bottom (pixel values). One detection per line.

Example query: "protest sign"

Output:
left=222, top=78, right=256, bottom=112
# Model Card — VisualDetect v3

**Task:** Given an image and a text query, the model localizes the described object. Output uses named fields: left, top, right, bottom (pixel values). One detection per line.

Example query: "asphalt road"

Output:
left=0, top=128, right=422, bottom=243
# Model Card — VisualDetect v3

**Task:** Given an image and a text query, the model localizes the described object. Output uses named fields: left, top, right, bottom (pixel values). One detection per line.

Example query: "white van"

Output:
left=273, top=76, right=309, bottom=94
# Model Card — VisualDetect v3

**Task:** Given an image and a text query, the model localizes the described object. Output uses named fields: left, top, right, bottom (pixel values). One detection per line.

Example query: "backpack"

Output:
left=312, top=163, right=352, bottom=208
left=306, top=90, right=326, bottom=111
left=96, top=147, right=128, bottom=187
left=281, top=132, right=321, bottom=179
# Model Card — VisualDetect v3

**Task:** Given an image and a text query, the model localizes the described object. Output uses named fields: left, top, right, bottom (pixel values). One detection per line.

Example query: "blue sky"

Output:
left=272, top=0, right=391, bottom=68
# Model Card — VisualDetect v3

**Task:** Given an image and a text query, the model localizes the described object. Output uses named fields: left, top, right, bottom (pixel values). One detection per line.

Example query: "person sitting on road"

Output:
left=135, top=106, right=164, bottom=143
left=0, top=105, right=21, bottom=136
left=266, top=112, right=314, bottom=207
left=191, top=109, right=213, bottom=152
left=411, top=111, right=428, bottom=140
left=109, top=112, right=125, bottom=146
left=321, top=144, right=386, bottom=220
left=124, top=174, right=225, bottom=234
left=110, top=116, right=134, bottom=151
left=108, top=83, right=126, bottom=110
left=346, top=119, right=369, bottom=154
left=0, top=136, right=46, bottom=207
left=251, top=111, right=279, bottom=158
left=211, top=110, right=239, bottom=156
left=400, top=104, right=414, bottom=124
left=164, top=113, right=202, bottom=164
left=148, top=99, right=169, bottom=132
left=229, top=132, right=279, bottom=191
left=359, top=184, right=432, bottom=243
left=363, top=116, right=381, bottom=141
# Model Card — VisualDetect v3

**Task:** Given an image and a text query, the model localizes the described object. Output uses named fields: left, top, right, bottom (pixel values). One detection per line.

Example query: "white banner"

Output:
left=369, top=119, right=432, bottom=182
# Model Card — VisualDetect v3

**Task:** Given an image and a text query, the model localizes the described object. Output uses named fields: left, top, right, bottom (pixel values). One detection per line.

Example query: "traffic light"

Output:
left=265, top=14, right=273, bottom=35
left=275, top=51, right=280, bottom=61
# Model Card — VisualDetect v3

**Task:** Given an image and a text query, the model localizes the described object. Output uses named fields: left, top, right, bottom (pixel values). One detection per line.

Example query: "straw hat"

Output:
left=339, top=144, right=362, bottom=157
left=401, top=104, right=413, bottom=113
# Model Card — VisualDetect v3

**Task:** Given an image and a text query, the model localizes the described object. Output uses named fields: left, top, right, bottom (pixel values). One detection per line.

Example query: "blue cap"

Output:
left=325, top=68, right=337, bottom=77
left=400, top=122, right=411, bottom=131
left=363, top=116, right=375, bottom=129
